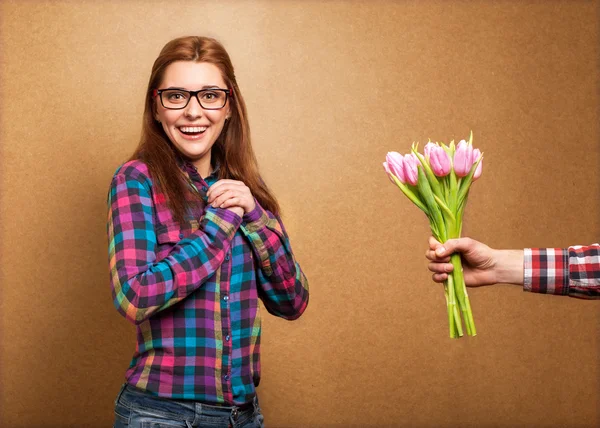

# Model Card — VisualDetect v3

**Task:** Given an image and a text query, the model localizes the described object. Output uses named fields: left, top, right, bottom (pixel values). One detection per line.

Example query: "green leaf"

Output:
left=417, top=166, right=447, bottom=242
left=457, top=154, right=483, bottom=206
left=390, top=174, right=429, bottom=214
left=412, top=147, right=445, bottom=200
left=433, top=194, right=456, bottom=223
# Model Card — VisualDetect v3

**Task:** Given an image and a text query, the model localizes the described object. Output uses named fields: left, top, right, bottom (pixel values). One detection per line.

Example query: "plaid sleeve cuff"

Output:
left=242, top=201, right=269, bottom=233
left=523, top=248, right=569, bottom=295
left=200, top=207, right=242, bottom=241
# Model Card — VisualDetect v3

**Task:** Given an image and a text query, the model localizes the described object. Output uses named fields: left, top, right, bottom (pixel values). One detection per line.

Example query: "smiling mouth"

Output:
left=179, top=126, right=207, bottom=135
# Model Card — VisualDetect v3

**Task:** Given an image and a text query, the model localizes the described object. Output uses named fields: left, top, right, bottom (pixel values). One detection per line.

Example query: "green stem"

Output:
left=464, top=292, right=477, bottom=336
left=444, top=210, right=477, bottom=337
left=443, top=281, right=456, bottom=338
left=446, top=270, right=463, bottom=338
left=449, top=254, right=476, bottom=336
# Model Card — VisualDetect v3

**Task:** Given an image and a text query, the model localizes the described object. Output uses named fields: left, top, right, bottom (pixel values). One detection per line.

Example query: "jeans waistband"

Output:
left=119, top=383, right=257, bottom=418
left=200, top=399, right=255, bottom=412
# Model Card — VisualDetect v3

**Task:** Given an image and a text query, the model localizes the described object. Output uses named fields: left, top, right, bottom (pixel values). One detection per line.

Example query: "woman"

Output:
left=107, top=36, right=309, bottom=428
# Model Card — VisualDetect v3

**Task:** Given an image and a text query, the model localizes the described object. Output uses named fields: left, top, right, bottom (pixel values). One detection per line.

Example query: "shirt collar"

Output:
left=178, top=157, right=220, bottom=180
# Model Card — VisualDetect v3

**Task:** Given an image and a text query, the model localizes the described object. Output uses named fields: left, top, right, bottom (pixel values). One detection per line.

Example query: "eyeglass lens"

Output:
left=161, top=89, right=227, bottom=109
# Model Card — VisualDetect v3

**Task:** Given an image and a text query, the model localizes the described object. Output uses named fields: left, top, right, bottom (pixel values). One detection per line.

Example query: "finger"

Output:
left=207, top=183, right=225, bottom=202
left=433, top=238, right=464, bottom=257
left=222, top=194, right=254, bottom=212
left=211, top=190, right=237, bottom=208
left=212, top=194, right=237, bottom=209
left=432, top=273, right=448, bottom=283
left=438, top=237, right=479, bottom=258
left=425, top=249, right=451, bottom=262
left=219, top=197, right=243, bottom=209
left=209, top=179, right=243, bottom=188
left=428, top=236, right=442, bottom=251
left=209, top=186, right=249, bottom=204
left=207, top=180, right=244, bottom=198
left=428, top=262, right=453, bottom=274
left=207, top=182, right=232, bottom=200
left=208, top=184, right=244, bottom=203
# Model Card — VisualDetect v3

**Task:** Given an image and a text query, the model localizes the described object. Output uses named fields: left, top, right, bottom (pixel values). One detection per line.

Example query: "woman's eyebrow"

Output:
left=163, top=85, right=222, bottom=90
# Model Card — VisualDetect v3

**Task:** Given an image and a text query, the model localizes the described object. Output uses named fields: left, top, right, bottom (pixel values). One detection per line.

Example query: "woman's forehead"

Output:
left=160, top=61, right=226, bottom=88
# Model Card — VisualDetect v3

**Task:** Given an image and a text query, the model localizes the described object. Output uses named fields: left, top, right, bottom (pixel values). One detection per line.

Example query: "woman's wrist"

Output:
left=494, top=249, right=524, bottom=285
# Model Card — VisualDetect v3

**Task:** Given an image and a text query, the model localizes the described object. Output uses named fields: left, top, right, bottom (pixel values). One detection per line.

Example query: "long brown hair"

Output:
left=131, top=36, right=280, bottom=223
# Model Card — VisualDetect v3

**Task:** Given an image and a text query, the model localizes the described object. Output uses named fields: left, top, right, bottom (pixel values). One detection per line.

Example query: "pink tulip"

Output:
left=386, top=152, right=406, bottom=183
left=382, top=162, right=394, bottom=184
left=429, top=145, right=451, bottom=177
left=383, top=161, right=391, bottom=174
left=403, top=153, right=419, bottom=185
left=472, top=148, right=483, bottom=180
left=453, top=139, right=473, bottom=177
left=424, top=142, right=437, bottom=160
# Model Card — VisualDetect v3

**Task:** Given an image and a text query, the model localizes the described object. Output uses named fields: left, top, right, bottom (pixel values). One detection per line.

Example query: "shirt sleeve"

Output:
left=107, top=168, right=242, bottom=324
left=239, top=202, right=309, bottom=320
left=523, top=244, right=600, bottom=299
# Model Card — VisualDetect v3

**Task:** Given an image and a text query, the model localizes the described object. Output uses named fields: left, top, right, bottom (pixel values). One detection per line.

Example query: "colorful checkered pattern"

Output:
left=107, top=160, right=309, bottom=405
left=524, top=244, right=600, bottom=299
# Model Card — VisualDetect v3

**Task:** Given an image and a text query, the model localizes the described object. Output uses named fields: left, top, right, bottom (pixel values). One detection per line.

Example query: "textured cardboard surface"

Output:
left=1, top=1, right=599, bottom=427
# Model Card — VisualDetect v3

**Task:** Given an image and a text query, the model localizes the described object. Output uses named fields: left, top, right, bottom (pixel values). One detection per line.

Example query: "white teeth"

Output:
left=180, top=126, right=207, bottom=133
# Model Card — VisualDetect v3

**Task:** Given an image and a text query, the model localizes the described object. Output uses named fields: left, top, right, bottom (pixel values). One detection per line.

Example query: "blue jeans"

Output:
left=114, top=384, right=265, bottom=428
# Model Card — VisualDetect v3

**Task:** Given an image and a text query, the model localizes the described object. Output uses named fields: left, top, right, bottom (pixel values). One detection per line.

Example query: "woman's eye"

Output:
left=168, top=92, right=185, bottom=100
left=201, top=91, right=225, bottom=104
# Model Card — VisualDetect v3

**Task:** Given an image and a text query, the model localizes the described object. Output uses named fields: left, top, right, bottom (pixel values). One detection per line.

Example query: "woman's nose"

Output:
left=184, top=95, right=204, bottom=118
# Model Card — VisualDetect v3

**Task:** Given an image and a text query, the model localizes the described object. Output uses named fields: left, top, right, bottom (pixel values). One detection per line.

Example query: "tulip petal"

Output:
left=386, top=152, right=406, bottom=183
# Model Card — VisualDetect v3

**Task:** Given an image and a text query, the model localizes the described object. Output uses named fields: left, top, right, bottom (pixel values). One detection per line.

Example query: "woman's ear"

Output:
left=151, top=95, right=161, bottom=122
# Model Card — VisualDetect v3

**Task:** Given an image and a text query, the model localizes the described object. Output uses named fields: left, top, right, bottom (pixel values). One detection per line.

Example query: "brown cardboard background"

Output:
left=1, top=1, right=599, bottom=427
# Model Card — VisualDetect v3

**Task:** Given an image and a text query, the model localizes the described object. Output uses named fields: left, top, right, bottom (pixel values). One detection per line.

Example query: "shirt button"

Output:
left=225, top=335, right=230, bottom=341
left=224, top=375, right=230, bottom=381
left=223, top=295, right=229, bottom=301
left=225, top=253, right=230, bottom=261
left=179, top=233, right=184, bottom=239
left=202, top=186, right=208, bottom=192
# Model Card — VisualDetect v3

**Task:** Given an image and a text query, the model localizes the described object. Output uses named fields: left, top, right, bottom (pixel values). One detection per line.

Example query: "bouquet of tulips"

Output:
left=383, top=132, right=483, bottom=338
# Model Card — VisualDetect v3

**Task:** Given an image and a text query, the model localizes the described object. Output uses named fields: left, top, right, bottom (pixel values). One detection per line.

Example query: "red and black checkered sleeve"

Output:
left=524, top=244, right=600, bottom=299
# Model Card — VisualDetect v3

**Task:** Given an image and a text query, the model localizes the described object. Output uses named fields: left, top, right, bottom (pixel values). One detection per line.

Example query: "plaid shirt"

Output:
left=107, top=160, right=309, bottom=405
left=524, top=244, right=600, bottom=299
